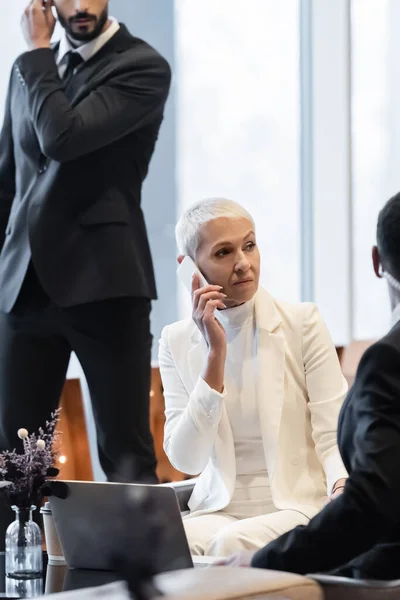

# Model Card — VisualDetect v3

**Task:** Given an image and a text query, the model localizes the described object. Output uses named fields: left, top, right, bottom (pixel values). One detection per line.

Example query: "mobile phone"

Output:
left=42, top=0, right=58, bottom=18
left=177, top=256, right=208, bottom=294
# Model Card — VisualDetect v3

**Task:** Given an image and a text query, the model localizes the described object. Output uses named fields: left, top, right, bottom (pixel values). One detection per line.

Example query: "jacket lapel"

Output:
left=186, top=289, right=286, bottom=500
left=255, top=289, right=285, bottom=479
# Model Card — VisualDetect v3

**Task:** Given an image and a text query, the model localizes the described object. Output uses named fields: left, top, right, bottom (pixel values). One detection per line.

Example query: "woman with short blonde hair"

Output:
left=159, top=198, right=347, bottom=557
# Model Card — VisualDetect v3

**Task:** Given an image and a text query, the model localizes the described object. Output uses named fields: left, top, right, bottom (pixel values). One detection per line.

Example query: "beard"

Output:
left=58, top=6, right=109, bottom=43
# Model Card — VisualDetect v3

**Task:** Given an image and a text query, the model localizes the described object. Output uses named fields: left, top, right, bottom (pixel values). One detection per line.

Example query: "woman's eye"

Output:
left=215, top=243, right=255, bottom=257
left=216, top=248, right=229, bottom=257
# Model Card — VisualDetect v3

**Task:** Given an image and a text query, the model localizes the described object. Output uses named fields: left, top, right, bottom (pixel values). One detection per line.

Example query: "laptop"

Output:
left=50, top=480, right=200, bottom=574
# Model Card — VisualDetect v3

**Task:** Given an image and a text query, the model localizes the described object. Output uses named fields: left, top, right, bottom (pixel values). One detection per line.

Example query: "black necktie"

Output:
left=62, top=52, right=83, bottom=87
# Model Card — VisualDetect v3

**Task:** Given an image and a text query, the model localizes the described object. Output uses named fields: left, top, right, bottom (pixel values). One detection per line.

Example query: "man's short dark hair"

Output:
left=377, top=192, right=400, bottom=278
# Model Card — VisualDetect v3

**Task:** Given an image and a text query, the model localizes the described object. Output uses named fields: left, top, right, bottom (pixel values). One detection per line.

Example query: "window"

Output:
left=351, top=0, right=395, bottom=339
left=175, top=0, right=301, bottom=316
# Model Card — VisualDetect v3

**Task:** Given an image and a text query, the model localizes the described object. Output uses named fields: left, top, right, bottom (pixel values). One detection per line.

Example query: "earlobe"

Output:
left=372, top=245, right=382, bottom=278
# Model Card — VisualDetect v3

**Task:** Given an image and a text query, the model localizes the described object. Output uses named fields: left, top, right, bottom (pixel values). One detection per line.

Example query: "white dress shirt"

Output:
left=56, top=16, right=120, bottom=78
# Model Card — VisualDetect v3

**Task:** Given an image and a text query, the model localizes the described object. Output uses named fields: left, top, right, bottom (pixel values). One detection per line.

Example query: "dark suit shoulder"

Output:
left=131, top=36, right=170, bottom=63
left=359, top=323, right=400, bottom=363
left=126, top=42, right=171, bottom=78
left=109, top=37, right=171, bottom=92
left=383, top=320, right=400, bottom=349
left=353, top=329, right=400, bottom=395
left=115, top=27, right=171, bottom=73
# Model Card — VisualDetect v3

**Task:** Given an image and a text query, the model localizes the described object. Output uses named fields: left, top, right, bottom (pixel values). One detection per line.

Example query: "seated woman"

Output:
left=159, top=198, right=347, bottom=557
left=225, top=192, right=400, bottom=579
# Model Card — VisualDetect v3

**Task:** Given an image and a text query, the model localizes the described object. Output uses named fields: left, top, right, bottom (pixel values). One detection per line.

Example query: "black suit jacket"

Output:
left=252, top=320, right=400, bottom=579
left=0, top=25, right=171, bottom=310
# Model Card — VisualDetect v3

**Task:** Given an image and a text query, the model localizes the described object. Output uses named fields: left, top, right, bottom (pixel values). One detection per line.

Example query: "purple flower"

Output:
left=0, top=409, right=61, bottom=507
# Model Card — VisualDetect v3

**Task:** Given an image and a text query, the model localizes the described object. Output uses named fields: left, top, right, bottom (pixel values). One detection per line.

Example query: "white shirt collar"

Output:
left=392, top=302, right=400, bottom=328
left=216, top=297, right=255, bottom=330
left=57, top=16, right=120, bottom=66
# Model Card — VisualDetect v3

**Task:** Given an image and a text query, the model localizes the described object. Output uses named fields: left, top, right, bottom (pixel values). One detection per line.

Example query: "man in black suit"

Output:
left=222, top=192, right=400, bottom=579
left=0, top=0, right=171, bottom=486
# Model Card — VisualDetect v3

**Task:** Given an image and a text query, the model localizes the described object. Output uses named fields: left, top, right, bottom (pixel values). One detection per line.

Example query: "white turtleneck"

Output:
left=216, top=298, right=267, bottom=476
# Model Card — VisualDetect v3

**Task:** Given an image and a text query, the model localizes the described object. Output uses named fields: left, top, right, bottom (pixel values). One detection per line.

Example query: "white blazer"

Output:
left=159, top=287, right=348, bottom=519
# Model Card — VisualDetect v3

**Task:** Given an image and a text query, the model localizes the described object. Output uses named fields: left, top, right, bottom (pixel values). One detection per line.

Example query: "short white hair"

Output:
left=175, top=198, right=255, bottom=258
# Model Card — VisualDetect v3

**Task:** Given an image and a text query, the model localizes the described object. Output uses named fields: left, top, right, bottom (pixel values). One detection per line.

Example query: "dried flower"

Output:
left=0, top=409, right=62, bottom=508
left=17, top=428, right=29, bottom=440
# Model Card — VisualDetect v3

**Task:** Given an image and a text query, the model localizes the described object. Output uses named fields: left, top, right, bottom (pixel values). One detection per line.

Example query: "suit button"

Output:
left=291, top=456, right=299, bottom=466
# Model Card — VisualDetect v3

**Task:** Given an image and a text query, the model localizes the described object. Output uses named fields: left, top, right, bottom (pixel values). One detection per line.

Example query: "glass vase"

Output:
left=5, top=575, right=43, bottom=598
left=5, top=505, right=43, bottom=579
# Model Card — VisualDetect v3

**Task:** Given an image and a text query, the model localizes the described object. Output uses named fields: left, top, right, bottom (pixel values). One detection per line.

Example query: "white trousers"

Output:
left=184, top=508, right=309, bottom=557
left=183, top=474, right=309, bottom=557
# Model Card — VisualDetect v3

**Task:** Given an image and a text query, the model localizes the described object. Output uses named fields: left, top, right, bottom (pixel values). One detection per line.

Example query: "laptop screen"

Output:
left=50, top=481, right=194, bottom=574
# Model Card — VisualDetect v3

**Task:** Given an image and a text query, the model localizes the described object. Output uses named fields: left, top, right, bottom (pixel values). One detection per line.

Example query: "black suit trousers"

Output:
left=0, top=266, right=157, bottom=548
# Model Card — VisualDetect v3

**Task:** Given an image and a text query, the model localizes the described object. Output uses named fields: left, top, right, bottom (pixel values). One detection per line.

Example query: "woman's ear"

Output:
left=177, top=255, right=184, bottom=265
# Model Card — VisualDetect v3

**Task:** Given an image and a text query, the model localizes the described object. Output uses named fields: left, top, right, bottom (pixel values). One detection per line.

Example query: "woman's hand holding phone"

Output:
left=192, top=274, right=227, bottom=393
left=191, top=273, right=227, bottom=353
left=177, top=256, right=227, bottom=392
